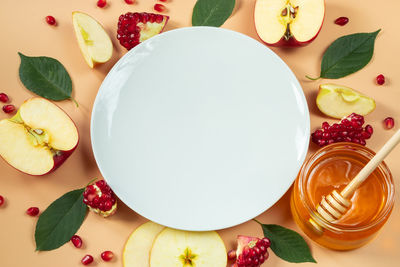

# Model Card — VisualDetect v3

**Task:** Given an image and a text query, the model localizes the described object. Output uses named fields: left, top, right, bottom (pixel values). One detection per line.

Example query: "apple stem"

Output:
left=305, top=75, right=321, bottom=81
left=71, top=97, right=79, bottom=108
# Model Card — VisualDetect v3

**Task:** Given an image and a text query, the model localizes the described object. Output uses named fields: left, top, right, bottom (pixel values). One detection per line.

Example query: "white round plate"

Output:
left=91, top=27, right=310, bottom=231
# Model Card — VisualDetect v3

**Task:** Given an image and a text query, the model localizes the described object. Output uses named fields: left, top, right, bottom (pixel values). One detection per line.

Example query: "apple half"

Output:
left=0, top=98, right=79, bottom=175
left=254, top=0, right=325, bottom=46
left=72, top=11, right=113, bottom=68
left=123, top=221, right=165, bottom=267
left=317, top=83, right=376, bottom=119
left=150, top=228, right=227, bottom=267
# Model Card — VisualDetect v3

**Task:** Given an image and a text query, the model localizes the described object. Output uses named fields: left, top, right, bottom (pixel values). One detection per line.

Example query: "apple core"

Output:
left=255, top=0, right=325, bottom=46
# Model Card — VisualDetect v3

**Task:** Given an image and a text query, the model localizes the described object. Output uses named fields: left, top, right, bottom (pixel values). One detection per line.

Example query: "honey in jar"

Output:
left=291, top=143, right=395, bottom=250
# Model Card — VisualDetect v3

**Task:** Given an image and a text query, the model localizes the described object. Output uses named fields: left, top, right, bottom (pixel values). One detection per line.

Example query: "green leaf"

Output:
left=258, top=222, right=316, bottom=263
left=192, top=0, right=235, bottom=27
left=35, top=188, right=87, bottom=251
left=18, top=52, right=73, bottom=101
left=318, top=30, right=380, bottom=79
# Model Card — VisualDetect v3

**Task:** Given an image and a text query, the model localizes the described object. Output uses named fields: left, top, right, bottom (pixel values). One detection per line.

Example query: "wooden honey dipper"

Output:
left=310, top=129, right=400, bottom=231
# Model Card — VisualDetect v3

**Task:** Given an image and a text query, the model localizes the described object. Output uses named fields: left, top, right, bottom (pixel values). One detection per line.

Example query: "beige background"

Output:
left=0, top=0, right=399, bottom=266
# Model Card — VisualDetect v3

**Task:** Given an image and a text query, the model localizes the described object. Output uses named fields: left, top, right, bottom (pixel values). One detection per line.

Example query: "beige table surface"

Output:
left=0, top=0, right=399, bottom=266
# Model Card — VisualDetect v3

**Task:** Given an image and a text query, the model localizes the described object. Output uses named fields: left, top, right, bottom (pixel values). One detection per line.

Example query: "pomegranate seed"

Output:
left=376, top=74, right=385, bottom=85
left=322, top=122, right=329, bottom=130
left=71, top=235, right=83, bottom=248
left=124, top=0, right=134, bottom=4
left=96, top=180, right=105, bottom=188
left=0, top=195, right=4, bottom=206
left=261, top=237, right=271, bottom=247
left=0, top=93, right=9, bottom=103
left=334, top=16, right=349, bottom=26
left=104, top=200, right=113, bottom=211
left=227, top=250, right=236, bottom=260
left=2, top=104, right=15, bottom=114
left=365, top=124, right=373, bottom=134
left=81, top=255, right=94, bottom=265
left=159, top=0, right=168, bottom=2
left=101, top=251, right=114, bottom=261
left=97, top=0, right=107, bottom=8
left=45, top=16, right=56, bottom=25
left=26, top=207, right=39, bottom=216
left=384, top=117, right=395, bottom=129
left=361, top=131, right=371, bottom=140
left=154, top=4, right=166, bottom=12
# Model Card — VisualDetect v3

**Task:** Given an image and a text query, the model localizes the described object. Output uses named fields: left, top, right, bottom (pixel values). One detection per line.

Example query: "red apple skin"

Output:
left=0, top=143, right=78, bottom=177
left=253, top=1, right=325, bottom=47
left=48, top=143, right=78, bottom=174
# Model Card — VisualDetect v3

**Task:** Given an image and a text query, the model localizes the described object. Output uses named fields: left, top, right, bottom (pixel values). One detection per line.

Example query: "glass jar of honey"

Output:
left=291, top=142, right=395, bottom=250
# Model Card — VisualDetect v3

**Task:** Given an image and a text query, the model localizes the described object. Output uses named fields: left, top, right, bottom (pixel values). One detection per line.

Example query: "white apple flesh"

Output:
left=317, top=83, right=376, bottom=119
left=0, top=98, right=79, bottom=175
left=123, top=221, right=165, bottom=267
left=150, top=228, right=227, bottom=267
left=255, top=0, right=325, bottom=46
left=72, top=11, right=113, bottom=68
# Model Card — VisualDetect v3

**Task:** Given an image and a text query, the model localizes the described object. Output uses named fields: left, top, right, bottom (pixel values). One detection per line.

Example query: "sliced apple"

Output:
left=255, top=0, right=325, bottom=46
left=150, top=228, right=227, bottom=267
left=72, top=11, right=113, bottom=68
left=316, top=83, right=376, bottom=119
left=123, top=221, right=165, bottom=267
left=0, top=98, right=78, bottom=175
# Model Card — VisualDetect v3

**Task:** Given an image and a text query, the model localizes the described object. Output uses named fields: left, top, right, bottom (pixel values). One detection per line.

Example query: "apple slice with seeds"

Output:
left=0, top=98, right=78, bottom=175
left=316, top=83, right=376, bottom=119
left=255, top=0, right=325, bottom=46
left=150, top=228, right=227, bottom=267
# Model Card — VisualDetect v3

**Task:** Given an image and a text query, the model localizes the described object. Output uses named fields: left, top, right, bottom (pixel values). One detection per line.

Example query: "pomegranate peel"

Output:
left=117, top=12, right=169, bottom=50
left=83, top=179, right=117, bottom=217
left=230, top=235, right=270, bottom=267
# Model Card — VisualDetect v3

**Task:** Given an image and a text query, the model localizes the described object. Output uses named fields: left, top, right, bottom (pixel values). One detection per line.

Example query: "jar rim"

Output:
left=297, top=142, right=395, bottom=232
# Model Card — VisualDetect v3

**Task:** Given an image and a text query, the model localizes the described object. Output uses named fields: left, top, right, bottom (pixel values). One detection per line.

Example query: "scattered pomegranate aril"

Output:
left=0, top=93, right=9, bottom=103
left=154, top=4, right=166, bottom=12
left=334, top=16, right=349, bottom=26
left=117, top=12, right=169, bottom=50
left=383, top=117, right=395, bottom=129
left=159, top=0, right=168, bottom=2
left=311, top=113, right=372, bottom=147
left=227, top=249, right=236, bottom=260
left=365, top=124, right=373, bottom=134
left=0, top=195, right=4, bottom=206
left=376, top=74, right=385, bottom=85
left=124, top=0, right=134, bottom=4
left=45, top=16, right=56, bottom=25
left=231, top=235, right=270, bottom=267
left=26, top=207, right=39, bottom=216
left=83, top=179, right=117, bottom=217
left=101, top=250, right=114, bottom=261
left=71, top=235, right=83, bottom=248
left=81, top=255, right=94, bottom=265
left=97, top=0, right=107, bottom=8
left=3, top=104, right=15, bottom=114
